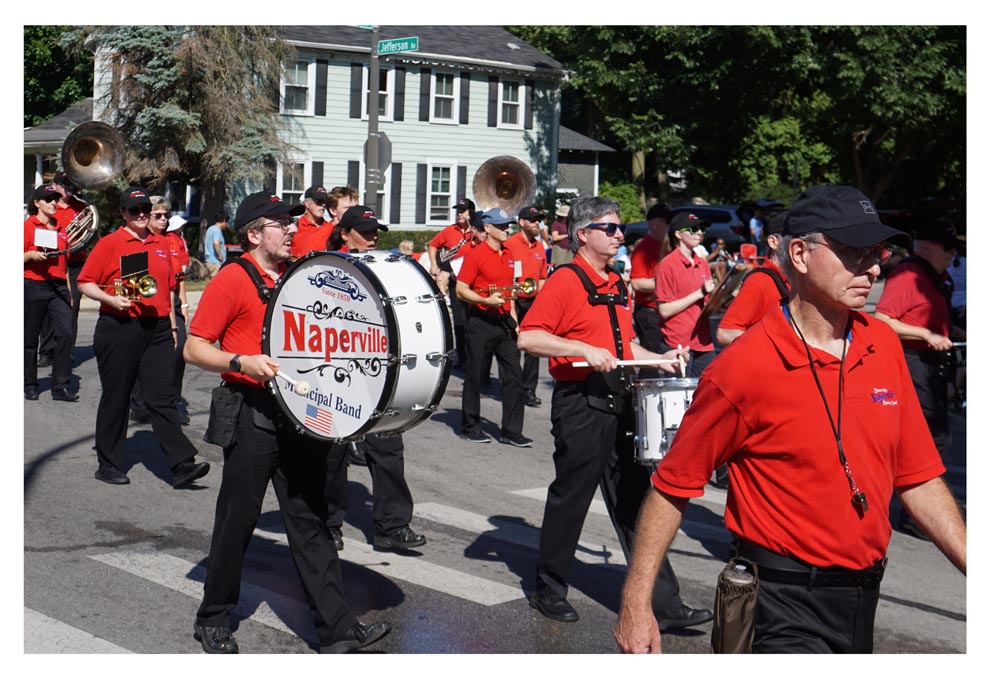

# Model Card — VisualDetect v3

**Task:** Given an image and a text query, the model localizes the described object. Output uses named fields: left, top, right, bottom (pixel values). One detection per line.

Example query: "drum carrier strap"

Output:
left=555, top=263, right=632, bottom=410
left=220, top=257, right=272, bottom=305
left=742, top=267, right=789, bottom=301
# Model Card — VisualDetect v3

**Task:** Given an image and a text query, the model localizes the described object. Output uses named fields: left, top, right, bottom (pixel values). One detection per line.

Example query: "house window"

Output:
left=279, top=162, right=307, bottom=205
left=499, top=80, right=522, bottom=128
left=429, top=164, right=454, bottom=223
left=431, top=72, right=458, bottom=123
left=363, top=66, right=394, bottom=120
left=282, top=59, right=315, bottom=115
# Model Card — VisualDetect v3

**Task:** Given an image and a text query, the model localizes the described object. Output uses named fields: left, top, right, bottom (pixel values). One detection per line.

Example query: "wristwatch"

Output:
left=228, top=354, right=242, bottom=373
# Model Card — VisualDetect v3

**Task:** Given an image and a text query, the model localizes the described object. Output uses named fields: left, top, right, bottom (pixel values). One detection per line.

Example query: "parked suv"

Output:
left=623, top=204, right=750, bottom=253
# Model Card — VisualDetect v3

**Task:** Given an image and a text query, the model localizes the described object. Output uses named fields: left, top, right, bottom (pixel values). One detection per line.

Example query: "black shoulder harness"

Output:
left=554, top=263, right=629, bottom=360
left=744, top=266, right=789, bottom=301
left=220, top=257, right=272, bottom=305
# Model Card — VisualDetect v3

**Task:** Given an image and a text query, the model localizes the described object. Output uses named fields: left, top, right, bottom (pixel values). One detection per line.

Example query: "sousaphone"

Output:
left=472, top=156, right=537, bottom=216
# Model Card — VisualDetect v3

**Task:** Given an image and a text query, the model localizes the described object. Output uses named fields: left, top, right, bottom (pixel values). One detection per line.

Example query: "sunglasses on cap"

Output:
left=583, top=222, right=623, bottom=236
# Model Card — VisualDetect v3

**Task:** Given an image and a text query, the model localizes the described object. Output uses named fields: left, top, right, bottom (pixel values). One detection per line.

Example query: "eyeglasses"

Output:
left=258, top=218, right=294, bottom=232
left=804, top=235, right=892, bottom=270
left=583, top=222, right=623, bottom=236
left=676, top=225, right=705, bottom=234
left=310, top=199, right=326, bottom=206
left=127, top=205, right=152, bottom=216
left=150, top=212, right=169, bottom=220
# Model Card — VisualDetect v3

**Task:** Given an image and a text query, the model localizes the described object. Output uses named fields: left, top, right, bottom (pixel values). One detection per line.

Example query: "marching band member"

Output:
left=456, top=207, right=531, bottom=447
left=324, top=206, right=427, bottom=551
left=77, top=186, right=208, bottom=487
left=24, top=184, right=76, bottom=402
left=504, top=205, right=548, bottom=407
left=516, top=195, right=710, bottom=629
left=184, top=192, right=390, bottom=654
left=289, top=184, right=330, bottom=258
left=428, top=198, right=476, bottom=368
left=166, top=213, right=192, bottom=423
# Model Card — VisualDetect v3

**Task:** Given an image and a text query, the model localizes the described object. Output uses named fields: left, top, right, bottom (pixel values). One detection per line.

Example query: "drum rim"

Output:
left=633, top=377, right=699, bottom=389
left=261, top=250, right=400, bottom=441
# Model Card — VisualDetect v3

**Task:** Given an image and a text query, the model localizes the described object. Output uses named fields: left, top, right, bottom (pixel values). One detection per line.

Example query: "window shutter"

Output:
left=394, top=67, right=406, bottom=121
left=459, top=72, right=471, bottom=125
left=315, top=60, right=328, bottom=116
left=349, top=63, right=363, bottom=119
left=419, top=68, right=432, bottom=121
left=347, top=161, right=360, bottom=190
left=312, top=161, right=324, bottom=188
left=488, top=76, right=498, bottom=127
left=524, top=79, right=534, bottom=130
left=457, top=166, right=467, bottom=201
left=390, top=163, right=402, bottom=224
left=415, top=164, right=427, bottom=224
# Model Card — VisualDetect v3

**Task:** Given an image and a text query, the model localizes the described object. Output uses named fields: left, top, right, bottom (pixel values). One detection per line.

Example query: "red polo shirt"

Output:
left=718, top=259, right=789, bottom=334
left=78, top=227, right=174, bottom=317
left=166, top=231, right=191, bottom=272
left=629, top=234, right=665, bottom=309
left=457, top=240, right=515, bottom=314
left=503, top=231, right=548, bottom=299
left=290, top=212, right=332, bottom=258
left=23, top=215, right=68, bottom=281
left=429, top=223, right=474, bottom=262
left=875, top=260, right=951, bottom=352
left=188, top=251, right=285, bottom=388
left=652, top=306, right=945, bottom=569
left=520, top=254, right=634, bottom=382
left=656, top=247, right=714, bottom=351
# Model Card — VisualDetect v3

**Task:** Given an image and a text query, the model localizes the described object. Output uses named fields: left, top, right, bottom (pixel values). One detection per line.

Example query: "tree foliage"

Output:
left=24, top=26, right=93, bottom=127
left=508, top=25, right=965, bottom=208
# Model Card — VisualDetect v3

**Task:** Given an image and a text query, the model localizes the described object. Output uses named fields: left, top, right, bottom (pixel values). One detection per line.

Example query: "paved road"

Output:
left=24, top=307, right=966, bottom=654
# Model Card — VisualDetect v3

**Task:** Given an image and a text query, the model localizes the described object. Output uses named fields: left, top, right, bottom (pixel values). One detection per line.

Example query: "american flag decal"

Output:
left=304, top=403, right=334, bottom=435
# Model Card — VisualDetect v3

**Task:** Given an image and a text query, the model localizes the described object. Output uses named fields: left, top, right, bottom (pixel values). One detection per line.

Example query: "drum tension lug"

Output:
left=426, top=351, right=445, bottom=362
left=415, top=294, right=436, bottom=303
left=383, top=295, right=408, bottom=305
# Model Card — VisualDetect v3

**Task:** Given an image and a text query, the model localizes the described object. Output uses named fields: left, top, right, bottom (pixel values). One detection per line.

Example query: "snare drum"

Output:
left=632, top=378, right=698, bottom=465
left=263, top=250, right=453, bottom=441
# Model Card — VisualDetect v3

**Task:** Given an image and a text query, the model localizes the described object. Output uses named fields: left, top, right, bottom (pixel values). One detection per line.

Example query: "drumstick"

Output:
left=953, top=342, right=966, bottom=347
left=677, top=344, right=687, bottom=378
left=275, top=369, right=312, bottom=396
left=571, top=359, right=678, bottom=368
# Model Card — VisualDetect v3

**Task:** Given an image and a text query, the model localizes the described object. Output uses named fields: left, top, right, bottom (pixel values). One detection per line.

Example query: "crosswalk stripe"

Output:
left=252, top=527, right=523, bottom=606
left=24, top=607, right=133, bottom=654
left=89, top=551, right=315, bottom=642
left=413, top=502, right=627, bottom=567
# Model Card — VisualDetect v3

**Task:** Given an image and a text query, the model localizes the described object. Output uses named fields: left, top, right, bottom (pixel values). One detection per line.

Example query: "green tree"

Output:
left=24, top=25, right=93, bottom=127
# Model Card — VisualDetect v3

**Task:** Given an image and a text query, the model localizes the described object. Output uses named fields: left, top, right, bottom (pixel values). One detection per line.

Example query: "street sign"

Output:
left=364, top=131, right=392, bottom=171
left=378, top=36, right=419, bottom=55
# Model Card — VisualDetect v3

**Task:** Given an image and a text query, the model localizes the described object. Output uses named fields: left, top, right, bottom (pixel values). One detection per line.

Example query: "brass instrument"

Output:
left=438, top=238, right=469, bottom=264
left=46, top=205, right=99, bottom=257
left=700, top=264, right=749, bottom=320
left=61, top=122, right=127, bottom=191
left=472, top=156, right=537, bottom=215
left=480, top=277, right=537, bottom=300
left=112, top=274, right=159, bottom=302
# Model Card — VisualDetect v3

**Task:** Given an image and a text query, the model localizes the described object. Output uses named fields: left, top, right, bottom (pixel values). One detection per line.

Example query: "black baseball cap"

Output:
left=454, top=197, right=476, bottom=214
left=765, top=210, right=788, bottom=236
left=304, top=185, right=328, bottom=200
left=338, top=205, right=389, bottom=233
left=470, top=211, right=486, bottom=231
left=670, top=212, right=710, bottom=231
left=51, top=172, right=77, bottom=192
left=234, top=191, right=304, bottom=230
left=119, top=186, right=151, bottom=209
left=32, top=184, right=60, bottom=201
left=784, top=185, right=910, bottom=248
left=646, top=203, right=672, bottom=222
left=913, top=221, right=960, bottom=250
left=518, top=206, right=545, bottom=222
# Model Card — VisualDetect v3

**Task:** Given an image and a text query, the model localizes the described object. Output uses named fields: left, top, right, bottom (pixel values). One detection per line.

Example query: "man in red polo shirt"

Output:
left=615, top=185, right=966, bottom=654
left=716, top=210, right=790, bottom=346
left=456, top=207, right=530, bottom=446
left=656, top=211, right=716, bottom=377
left=289, top=185, right=330, bottom=258
left=629, top=204, right=673, bottom=378
left=517, top=196, right=708, bottom=629
left=504, top=205, right=549, bottom=407
left=183, top=191, right=389, bottom=654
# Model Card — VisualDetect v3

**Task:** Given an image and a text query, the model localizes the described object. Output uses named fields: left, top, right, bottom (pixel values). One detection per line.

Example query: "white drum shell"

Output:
left=633, top=378, right=698, bottom=465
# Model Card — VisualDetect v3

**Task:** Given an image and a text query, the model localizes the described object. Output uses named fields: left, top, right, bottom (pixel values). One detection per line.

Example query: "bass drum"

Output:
left=262, top=250, right=454, bottom=441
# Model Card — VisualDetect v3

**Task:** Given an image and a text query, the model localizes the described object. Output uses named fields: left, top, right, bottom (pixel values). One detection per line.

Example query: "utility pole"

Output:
left=365, top=26, right=381, bottom=214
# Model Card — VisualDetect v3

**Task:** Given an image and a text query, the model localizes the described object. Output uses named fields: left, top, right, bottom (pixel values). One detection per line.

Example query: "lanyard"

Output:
left=784, top=304, right=869, bottom=516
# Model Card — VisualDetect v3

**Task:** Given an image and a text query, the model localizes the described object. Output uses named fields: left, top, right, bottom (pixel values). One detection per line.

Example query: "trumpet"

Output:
left=479, top=277, right=537, bottom=300
left=112, top=274, right=158, bottom=302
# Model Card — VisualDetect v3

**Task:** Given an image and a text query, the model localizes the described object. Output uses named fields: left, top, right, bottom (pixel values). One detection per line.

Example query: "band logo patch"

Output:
left=871, top=387, right=898, bottom=406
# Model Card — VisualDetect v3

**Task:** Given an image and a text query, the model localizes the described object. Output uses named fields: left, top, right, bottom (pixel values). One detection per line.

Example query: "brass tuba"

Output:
left=61, top=121, right=127, bottom=191
left=472, top=156, right=537, bottom=216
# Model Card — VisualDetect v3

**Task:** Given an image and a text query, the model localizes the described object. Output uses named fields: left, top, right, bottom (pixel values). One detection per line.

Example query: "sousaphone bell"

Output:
left=472, top=156, right=537, bottom=216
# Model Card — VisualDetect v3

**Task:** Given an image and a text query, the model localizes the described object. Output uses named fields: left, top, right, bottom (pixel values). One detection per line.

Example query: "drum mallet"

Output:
left=269, top=365, right=312, bottom=396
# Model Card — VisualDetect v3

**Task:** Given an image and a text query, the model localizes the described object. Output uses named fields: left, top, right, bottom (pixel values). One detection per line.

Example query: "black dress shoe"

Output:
left=24, top=386, right=39, bottom=401
left=656, top=605, right=714, bottom=631
left=51, top=388, right=80, bottom=402
left=524, top=391, right=542, bottom=407
left=193, top=622, right=239, bottom=654
left=499, top=432, right=533, bottom=448
left=172, top=460, right=210, bottom=488
left=329, top=525, right=344, bottom=551
left=374, top=525, right=426, bottom=550
left=529, top=591, right=579, bottom=622
left=37, top=354, right=53, bottom=368
left=461, top=430, right=492, bottom=443
left=95, top=464, right=130, bottom=485
left=319, top=621, right=391, bottom=654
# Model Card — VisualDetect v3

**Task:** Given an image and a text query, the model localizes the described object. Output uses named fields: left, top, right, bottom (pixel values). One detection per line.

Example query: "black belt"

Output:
left=736, top=540, right=886, bottom=589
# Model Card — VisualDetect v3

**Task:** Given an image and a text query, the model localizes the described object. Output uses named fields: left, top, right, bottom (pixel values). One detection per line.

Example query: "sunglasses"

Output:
left=676, top=225, right=705, bottom=234
left=150, top=212, right=169, bottom=220
left=583, top=222, right=623, bottom=236
left=127, top=205, right=152, bottom=216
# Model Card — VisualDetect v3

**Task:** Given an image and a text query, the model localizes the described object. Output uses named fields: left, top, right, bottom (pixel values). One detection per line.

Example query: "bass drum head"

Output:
left=263, top=251, right=398, bottom=441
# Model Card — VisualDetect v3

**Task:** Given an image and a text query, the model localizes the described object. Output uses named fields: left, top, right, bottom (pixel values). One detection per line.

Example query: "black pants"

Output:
left=326, top=433, right=413, bottom=534
left=461, top=311, right=525, bottom=437
left=131, top=293, right=188, bottom=411
left=904, top=350, right=952, bottom=457
left=447, top=269, right=468, bottom=367
left=632, top=306, right=665, bottom=379
left=514, top=296, right=540, bottom=394
left=196, top=388, right=357, bottom=644
left=92, top=313, right=197, bottom=471
left=39, top=264, right=82, bottom=364
left=534, top=385, right=682, bottom=613
left=24, top=279, right=73, bottom=391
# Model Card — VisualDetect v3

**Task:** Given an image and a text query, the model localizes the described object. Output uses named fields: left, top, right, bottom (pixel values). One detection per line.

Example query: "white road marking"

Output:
left=24, top=607, right=134, bottom=654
